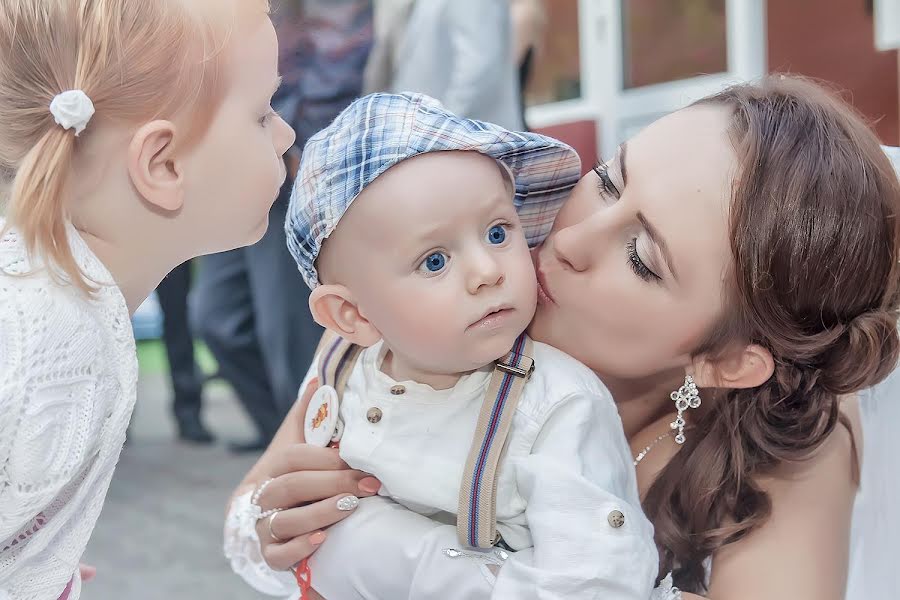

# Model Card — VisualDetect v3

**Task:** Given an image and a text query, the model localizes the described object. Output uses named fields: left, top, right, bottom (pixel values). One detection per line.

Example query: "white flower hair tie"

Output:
left=49, top=90, right=95, bottom=136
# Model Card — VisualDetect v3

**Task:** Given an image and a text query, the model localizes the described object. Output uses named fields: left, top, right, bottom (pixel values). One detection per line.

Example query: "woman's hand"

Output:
left=251, top=443, right=381, bottom=570
left=229, top=378, right=382, bottom=571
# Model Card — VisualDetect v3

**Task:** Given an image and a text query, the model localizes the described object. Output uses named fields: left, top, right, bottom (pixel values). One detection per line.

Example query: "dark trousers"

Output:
left=156, top=260, right=203, bottom=418
left=191, top=192, right=322, bottom=441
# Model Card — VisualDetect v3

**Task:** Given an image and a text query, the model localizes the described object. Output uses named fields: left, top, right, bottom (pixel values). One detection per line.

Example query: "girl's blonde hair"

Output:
left=0, top=0, right=269, bottom=290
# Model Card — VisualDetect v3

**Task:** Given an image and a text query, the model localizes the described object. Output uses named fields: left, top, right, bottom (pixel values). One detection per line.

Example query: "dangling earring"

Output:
left=670, top=374, right=701, bottom=445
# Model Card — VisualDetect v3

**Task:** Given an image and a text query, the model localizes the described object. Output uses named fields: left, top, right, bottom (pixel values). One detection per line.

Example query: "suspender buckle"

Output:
left=496, top=356, right=534, bottom=380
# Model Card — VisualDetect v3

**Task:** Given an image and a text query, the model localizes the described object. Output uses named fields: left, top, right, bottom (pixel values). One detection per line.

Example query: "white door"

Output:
left=581, top=0, right=767, bottom=157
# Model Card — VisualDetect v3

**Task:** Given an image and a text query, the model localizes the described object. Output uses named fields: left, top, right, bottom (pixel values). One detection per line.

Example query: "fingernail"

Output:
left=309, top=531, right=327, bottom=546
left=358, top=477, right=381, bottom=494
left=336, top=495, right=359, bottom=511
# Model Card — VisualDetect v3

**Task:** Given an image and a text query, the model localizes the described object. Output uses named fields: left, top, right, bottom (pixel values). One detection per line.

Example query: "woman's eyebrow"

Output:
left=620, top=142, right=628, bottom=186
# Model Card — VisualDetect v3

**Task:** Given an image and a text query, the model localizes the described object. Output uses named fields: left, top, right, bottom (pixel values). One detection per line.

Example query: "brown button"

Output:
left=607, top=510, right=625, bottom=528
left=390, top=385, right=406, bottom=396
left=366, top=407, right=383, bottom=424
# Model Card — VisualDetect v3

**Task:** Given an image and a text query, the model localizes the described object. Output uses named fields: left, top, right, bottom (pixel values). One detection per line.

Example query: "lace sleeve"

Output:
left=0, top=288, right=116, bottom=598
left=223, top=357, right=322, bottom=598
left=650, top=573, right=683, bottom=600
left=0, top=294, right=103, bottom=531
left=223, top=491, right=298, bottom=598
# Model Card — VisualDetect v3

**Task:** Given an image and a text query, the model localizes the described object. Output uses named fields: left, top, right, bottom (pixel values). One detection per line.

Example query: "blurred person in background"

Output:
left=191, top=0, right=373, bottom=453
left=365, top=0, right=522, bottom=129
left=363, top=0, right=414, bottom=94
left=510, top=0, right=546, bottom=131
left=156, top=260, right=214, bottom=444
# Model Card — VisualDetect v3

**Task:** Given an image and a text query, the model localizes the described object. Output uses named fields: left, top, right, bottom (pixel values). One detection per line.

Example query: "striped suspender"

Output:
left=316, top=331, right=363, bottom=395
left=457, top=333, right=535, bottom=548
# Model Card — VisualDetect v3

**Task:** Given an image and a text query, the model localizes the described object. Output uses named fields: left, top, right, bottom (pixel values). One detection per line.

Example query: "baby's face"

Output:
left=321, top=151, right=537, bottom=374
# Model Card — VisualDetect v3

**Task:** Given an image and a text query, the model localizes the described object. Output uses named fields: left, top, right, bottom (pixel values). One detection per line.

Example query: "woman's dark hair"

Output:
left=643, top=75, right=900, bottom=593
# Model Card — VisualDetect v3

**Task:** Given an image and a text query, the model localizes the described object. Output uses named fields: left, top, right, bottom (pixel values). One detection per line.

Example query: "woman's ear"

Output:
left=127, top=120, right=184, bottom=212
left=691, top=343, right=775, bottom=390
left=309, top=284, right=382, bottom=347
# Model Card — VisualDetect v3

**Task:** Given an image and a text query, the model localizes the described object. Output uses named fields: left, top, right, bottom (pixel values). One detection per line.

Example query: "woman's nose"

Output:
left=551, top=217, right=598, bottom=273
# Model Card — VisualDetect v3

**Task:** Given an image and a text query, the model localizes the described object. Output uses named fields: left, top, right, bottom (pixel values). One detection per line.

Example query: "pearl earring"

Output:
left=670, top=375, right=701, bottom=444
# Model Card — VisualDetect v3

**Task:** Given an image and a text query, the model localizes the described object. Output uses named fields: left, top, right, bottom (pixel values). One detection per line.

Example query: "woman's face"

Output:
left=529, top=105, right=739, bottom=383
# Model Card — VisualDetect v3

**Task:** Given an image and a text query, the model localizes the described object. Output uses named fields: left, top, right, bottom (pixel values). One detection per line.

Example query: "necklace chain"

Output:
left=633, top=431, right=674, bottom=466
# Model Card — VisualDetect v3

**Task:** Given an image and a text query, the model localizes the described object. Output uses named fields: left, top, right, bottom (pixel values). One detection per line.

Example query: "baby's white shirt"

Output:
left=317, top=339, right=658, bottom=598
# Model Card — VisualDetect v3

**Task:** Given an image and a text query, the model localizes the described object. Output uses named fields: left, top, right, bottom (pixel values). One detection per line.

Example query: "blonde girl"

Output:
left=0, top=0, right=294, bottom=597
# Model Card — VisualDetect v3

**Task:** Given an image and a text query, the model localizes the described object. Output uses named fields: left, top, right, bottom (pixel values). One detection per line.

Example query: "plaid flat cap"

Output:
left=286, top=92, right=582, bottom=289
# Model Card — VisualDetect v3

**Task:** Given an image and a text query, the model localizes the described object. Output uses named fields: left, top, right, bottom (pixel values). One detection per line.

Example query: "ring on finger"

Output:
left=268, top=509, right=286, bottom=543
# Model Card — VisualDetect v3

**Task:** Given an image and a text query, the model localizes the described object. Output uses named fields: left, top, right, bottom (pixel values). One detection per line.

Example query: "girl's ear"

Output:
left=127, top=120, right=184, bottom=212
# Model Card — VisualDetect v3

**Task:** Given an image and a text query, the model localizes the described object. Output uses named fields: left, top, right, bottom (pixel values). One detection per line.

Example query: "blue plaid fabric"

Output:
left=286, top=93, right=582, bottom=289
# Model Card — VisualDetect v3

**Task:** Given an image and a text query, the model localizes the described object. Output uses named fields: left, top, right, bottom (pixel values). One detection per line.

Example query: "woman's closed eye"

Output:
left=626, top=238, right=661, bottom=283
left=593, top=162, right=620, bottom=199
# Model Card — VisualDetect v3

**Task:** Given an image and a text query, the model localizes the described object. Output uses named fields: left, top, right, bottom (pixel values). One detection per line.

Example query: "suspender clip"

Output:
left=496, top=357, right=534, bottom=380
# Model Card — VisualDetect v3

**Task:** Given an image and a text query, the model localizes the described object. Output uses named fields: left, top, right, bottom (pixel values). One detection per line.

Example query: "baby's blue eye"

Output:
left=420, top=252, right=447, bottom=273
left=487, top=224, right=507, bottom=245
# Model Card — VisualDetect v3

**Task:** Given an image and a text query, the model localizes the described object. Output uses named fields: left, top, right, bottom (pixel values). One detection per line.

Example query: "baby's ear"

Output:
left=308, top=284, right=382, bottom=347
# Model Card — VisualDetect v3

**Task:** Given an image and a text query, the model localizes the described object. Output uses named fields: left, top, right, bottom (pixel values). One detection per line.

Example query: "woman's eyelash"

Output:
left=592, top=162, right=619, bottom=196
left=626, top=238, right=661, bottom=283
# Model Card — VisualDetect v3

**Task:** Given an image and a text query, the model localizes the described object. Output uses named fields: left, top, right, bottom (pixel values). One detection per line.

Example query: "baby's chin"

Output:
left=461, top=328, right=531, bottom=370
left=411, top=313, right=533, bottom=374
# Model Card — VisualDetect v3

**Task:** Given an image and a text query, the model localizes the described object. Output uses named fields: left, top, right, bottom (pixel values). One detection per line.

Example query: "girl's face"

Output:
left=529, top=106, right=739, bottom=387
left=181, top=14, right=296, bottom=255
